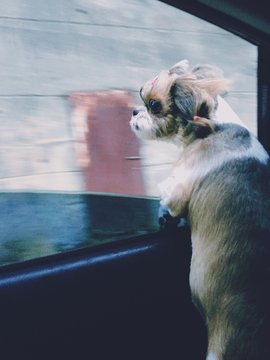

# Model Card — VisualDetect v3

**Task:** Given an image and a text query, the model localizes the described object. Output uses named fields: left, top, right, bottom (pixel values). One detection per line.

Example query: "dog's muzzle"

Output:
left=130, top=106, right=146, bottom=132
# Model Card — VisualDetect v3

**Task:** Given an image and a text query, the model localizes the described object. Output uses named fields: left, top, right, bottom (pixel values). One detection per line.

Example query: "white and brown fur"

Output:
left=130, top=60, right=270, bottom=360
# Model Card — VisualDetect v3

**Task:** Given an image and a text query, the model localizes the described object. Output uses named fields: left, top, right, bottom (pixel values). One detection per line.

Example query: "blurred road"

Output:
left=0, top=0, right=257, bottom=193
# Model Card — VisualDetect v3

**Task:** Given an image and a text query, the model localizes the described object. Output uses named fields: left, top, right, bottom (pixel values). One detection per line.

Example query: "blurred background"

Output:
left=0, top=0, right=257, bottom=195
left=0, top=0, right=259, bottom=265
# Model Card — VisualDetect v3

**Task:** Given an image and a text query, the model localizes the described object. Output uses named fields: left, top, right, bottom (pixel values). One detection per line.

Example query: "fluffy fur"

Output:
left=130, top=60, right=270, bottom=359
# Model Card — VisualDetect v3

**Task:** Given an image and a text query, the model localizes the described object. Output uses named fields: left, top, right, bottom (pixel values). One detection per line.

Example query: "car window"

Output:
left=0, top=0, right=257, bottom=266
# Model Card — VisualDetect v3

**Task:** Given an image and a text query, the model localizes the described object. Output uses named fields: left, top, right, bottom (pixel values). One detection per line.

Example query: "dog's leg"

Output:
left=158, top=177, right=189, bottom=228
left=158, top=204, right=181, bottom=228
left=206, top=353, right=218, bottom=360
left=159, top=176, right=189, bottom=216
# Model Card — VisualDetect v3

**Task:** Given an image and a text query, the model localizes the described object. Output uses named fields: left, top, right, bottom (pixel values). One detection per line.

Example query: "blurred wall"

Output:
left=0, top=0, right=257, bottom=191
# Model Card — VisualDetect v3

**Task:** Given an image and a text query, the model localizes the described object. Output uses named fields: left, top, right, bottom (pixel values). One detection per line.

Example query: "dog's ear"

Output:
left=192, top=64, right=231, bottom=96
left=172, top=81, right=197, bottom=121
left=191, top=64, right=224, bottom=80
left=172, top=79, right=222, bottom=121
left=170, top=61, right=230, bottom=93
left=197, top=77, right=231, bottom=97
left=171, top=65, right=230, bottom=123
left=169, top=59, right=189, bottom=75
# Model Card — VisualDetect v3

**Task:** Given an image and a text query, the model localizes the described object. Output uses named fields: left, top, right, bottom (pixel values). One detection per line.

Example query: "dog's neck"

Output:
left=166, top=116, right=216, bottom=148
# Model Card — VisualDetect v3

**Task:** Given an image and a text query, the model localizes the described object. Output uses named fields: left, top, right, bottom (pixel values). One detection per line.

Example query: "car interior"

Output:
left=0, top=1, right=269, bottom=359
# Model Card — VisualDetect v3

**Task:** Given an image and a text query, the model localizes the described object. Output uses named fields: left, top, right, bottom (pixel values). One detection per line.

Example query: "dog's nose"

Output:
left=132, top=108, right=140, bottom=116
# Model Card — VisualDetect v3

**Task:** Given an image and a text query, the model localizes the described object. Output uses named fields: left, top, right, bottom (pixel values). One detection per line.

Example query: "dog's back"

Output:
left=188, top=123, right=270, bottom=360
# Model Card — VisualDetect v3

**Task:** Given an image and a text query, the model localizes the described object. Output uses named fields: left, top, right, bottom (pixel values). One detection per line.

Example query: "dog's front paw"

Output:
left=158, top=204, right=181, bottom=230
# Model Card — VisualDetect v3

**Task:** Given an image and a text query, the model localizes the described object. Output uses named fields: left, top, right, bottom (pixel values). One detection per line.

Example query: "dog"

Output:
left=130, top=60, right=270, bottom=360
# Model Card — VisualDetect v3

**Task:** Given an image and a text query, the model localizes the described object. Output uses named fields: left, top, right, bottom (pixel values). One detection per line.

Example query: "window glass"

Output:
left=0, top=0, right=257, bottom=265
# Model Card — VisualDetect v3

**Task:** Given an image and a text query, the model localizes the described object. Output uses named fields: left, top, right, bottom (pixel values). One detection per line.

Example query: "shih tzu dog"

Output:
left=130, top=60, right=270, bottom=360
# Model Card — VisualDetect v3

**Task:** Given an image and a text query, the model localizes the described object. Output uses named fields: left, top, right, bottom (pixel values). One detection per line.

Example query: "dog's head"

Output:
left=130, top=60, right=230, bottom=144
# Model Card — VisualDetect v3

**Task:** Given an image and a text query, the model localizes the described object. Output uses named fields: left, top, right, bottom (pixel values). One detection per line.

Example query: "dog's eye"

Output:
left=149, top=99, right=162, bottom=114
